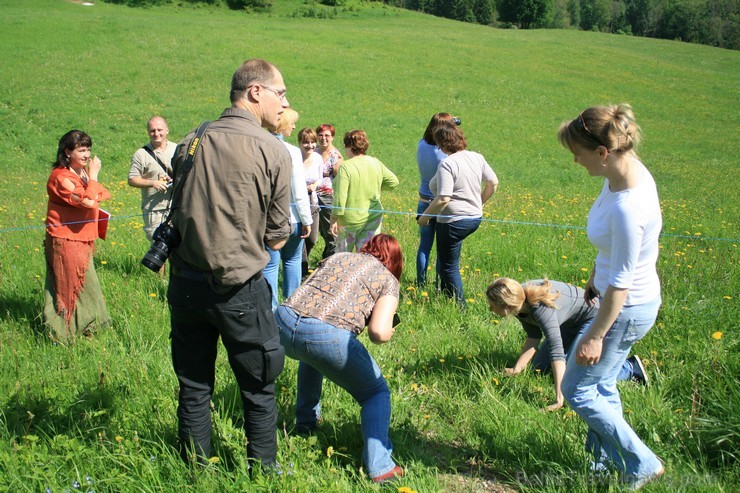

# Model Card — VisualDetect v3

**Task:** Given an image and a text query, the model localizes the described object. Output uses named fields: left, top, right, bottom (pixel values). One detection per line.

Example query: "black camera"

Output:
left=453, top=117, right=462, bottom=126
left=141, top=222, right=181, bottom=272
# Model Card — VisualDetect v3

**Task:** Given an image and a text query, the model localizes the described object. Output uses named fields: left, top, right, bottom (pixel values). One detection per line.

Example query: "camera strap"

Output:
left=142, top=145, right=172, bottom=178
left=162, top=120, right=212, bottom=225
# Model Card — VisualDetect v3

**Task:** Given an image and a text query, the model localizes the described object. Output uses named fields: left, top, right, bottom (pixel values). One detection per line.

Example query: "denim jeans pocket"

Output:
left=621, top=318, right=642, bottom=344
left=304, top=335, right=348, bottom=368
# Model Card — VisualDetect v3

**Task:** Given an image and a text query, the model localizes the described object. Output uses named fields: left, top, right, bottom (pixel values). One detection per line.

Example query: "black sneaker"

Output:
left=628, top=355, right=649, bottom=386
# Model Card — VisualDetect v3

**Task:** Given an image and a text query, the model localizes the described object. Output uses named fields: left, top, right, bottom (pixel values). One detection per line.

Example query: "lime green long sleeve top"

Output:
left=332, top=155, right=399, bottom=229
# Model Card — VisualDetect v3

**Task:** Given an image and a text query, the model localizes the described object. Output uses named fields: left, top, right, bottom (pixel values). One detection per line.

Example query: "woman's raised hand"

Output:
left=87, top=156, right=102, bottom=180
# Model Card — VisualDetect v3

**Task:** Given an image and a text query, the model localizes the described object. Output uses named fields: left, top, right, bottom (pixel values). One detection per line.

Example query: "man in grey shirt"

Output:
left=167, top=58, right=291, bottom=470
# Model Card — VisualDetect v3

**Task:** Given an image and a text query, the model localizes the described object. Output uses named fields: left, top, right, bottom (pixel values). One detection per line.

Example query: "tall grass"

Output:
left=0, top=0, right=738, bottom=491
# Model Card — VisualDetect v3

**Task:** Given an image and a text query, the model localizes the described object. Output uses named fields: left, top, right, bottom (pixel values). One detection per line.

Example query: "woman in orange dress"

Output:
left=44, top=130, right=111, bottom=342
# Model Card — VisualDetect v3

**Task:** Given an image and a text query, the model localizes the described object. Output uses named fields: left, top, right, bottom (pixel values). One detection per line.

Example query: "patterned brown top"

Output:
left=283, top=252, right=400, bottom=334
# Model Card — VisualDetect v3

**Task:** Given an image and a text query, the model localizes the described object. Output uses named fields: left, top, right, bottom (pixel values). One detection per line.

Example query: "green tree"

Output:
left=567, top=0, right=582, bottom=27
left=625, top=0, right=661, bottom=36
left=473, top=0, right=494, bottom=25
left=579, top=0, right=611, bottom=30
left=497, top=0, right=553, bottom=28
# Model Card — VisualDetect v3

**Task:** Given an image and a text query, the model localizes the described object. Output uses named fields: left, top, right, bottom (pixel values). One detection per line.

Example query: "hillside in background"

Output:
left=1, top=1, right=737, bottom=491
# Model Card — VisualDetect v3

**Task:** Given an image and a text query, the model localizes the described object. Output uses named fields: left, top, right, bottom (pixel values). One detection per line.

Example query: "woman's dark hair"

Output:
left=423, top=112, right=456, bottom=145
left=360, top=233, right=403, bottom=280
left=53, top=130, right=92, bottom=168
left=343, top=129, right=369, bottom=155
left=433, top=123, right=467, bottom=154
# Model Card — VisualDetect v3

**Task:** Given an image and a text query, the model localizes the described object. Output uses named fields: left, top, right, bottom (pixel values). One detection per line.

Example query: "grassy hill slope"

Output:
left=0, top=1, right=737, bottom=491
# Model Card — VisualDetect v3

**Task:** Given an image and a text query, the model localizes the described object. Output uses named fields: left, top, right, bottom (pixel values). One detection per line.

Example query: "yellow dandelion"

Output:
left=406, top=300, right=412, bottom=305
left=712, top=331, right=723, bottom=340
left=723, top=295, right=732, bottom=300
left=101, top=260, right=107, bottom=265
left=580, top=267, right=589, bottom=272
left=326, top=446, right=334, bottom=458
left=115, top=436, right=123, bottom=443
left=439, top=358, right=445, bottom=363
left=149, top=293, right=157, bottom=298
left=406, top=286, right=416, bottom=292
left=208, top=456, right=220, bottom=464
left=421, top=291, right=428, bottom=297
left=561, top=255, right=568, bottom=259
left=423, top=415, right=430, bottom=419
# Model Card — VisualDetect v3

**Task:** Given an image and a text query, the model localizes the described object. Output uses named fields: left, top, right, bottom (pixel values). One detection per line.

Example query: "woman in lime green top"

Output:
left=330, top=130, right=399, bottom=252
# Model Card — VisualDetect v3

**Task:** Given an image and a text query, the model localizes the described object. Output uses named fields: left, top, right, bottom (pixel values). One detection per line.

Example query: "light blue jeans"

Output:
left=562, top=296, right=662, bottom=483
left=533, top=321, right=634, bottom=381
left=274, top=305, right=396, bottom=479
left=264, top=223, right=304, bottom=311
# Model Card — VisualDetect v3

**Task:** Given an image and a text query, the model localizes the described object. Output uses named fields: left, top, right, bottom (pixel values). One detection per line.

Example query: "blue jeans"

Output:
left=562, top=297, right=662, bottom=483
left=274, top=305, right=396, bottom=479
left=264, top=223, right=304, bottom=311
left=435, top=217, right=481, bottom=306
left=533, top=321, right=633, bottom=381
left=416, top=200, right=436, bottom=286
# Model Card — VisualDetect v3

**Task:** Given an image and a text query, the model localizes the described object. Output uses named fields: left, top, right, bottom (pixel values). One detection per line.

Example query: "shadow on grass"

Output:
left=3, top=375, right=182, bottom=470
left=0, top=293, right=46, bottom=336
left=3, top=379, right=116, bottom=438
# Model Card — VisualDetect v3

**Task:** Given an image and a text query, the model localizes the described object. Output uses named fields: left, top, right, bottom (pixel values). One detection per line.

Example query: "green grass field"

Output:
left=0, top=1, right=738, bottom=491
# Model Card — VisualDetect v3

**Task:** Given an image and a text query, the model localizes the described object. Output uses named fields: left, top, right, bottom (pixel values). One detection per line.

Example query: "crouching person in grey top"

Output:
left=167, top=58, right=292, bottom=471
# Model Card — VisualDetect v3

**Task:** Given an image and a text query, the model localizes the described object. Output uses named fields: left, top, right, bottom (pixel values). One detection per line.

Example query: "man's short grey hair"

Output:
left=148, top=115, right=168, bottom=129
left=230, top=59, right=279, bottom=104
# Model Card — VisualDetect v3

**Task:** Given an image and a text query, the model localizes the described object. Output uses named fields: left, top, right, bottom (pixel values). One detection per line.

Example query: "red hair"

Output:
left=360, top=234, right=403, bottom=280
left=316, top=123, right=335, bottom=136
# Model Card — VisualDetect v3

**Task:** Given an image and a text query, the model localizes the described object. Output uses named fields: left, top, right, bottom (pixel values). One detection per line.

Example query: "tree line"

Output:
left=381, top=0, right=739, bottom=50
left=101, top=0, right=738, bottom=50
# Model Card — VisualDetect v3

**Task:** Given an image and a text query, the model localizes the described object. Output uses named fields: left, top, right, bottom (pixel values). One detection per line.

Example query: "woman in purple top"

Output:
left=415, top=113, right=455, bottom=286
left=486, top=278, right=646, bottom=412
